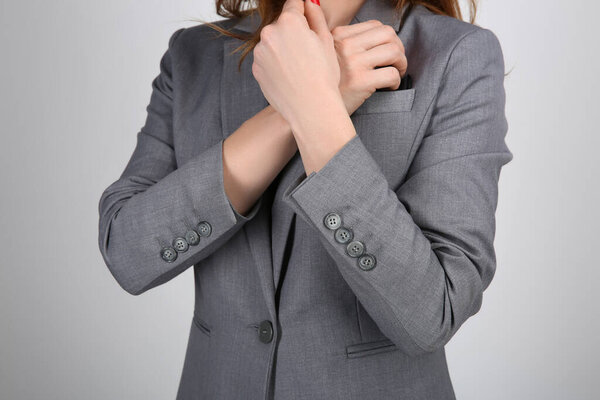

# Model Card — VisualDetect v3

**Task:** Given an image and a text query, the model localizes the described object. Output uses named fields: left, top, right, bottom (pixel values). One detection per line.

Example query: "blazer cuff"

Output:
left=280, top=134, right=430, bottom=355
left=228, top=195, right=263, bottom=223
left=282, top=134, right=381, bottom=231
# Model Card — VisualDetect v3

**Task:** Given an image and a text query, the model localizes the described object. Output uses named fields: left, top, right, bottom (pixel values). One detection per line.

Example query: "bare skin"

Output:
left=224, top=0, right=407, bottom=216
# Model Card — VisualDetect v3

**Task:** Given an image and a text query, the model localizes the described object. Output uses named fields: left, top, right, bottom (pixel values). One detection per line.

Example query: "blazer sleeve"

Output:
left=98, top=28, right=263, bottom=295
left=281, top=28, right=513, bottom=356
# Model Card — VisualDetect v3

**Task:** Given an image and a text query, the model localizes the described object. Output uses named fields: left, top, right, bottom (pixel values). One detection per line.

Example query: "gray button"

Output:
left=160, top=246, right=178, bottom=263
left=197, top=221, right=212, bottom=237
left=334, top=227, right=353, bottom=244
left=173, top=237, right=189, bottom=253
left=323, top=212, right=342, bottom=230
left=258, top=320, right=273, bottom=343
left=346, top=240, right=365, bottom=258
left=358, top=253, right=377, bottom=270
left=184, top=229, right=200, bottom=246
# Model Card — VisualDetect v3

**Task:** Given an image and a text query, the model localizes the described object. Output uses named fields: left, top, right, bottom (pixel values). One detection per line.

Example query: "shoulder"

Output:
left=409, top=5, right=504, bottom=70
left=153, top=17, right=246, bottom=76
left=164, top=17, right=241, bottom=56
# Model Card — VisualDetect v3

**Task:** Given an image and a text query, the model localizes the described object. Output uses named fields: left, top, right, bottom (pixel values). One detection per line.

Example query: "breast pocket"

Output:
left=350, top=88, right=418, bottom=186
left=353, top=88, right=415, bottom=115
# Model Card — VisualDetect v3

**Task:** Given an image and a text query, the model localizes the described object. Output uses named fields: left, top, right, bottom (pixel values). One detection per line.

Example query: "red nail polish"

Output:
left=310, top=0, right=320, bottom=5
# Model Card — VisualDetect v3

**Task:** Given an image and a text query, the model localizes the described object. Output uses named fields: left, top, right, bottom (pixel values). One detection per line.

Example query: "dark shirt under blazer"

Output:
left=98, top=0, right=513, bottom=398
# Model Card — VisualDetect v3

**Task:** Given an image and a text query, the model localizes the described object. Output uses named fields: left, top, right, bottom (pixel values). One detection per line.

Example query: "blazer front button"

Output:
left=323, top=212, right=342, bottom=230
left=160, top=246, right=178, bottom=263
left=184, top=229, right=200, bottom=246
left=346, top=240, right=365, bottom=258
left=258, top=320, right=274, bottom=343
left=334, top=227, right=353, bottom=244
left=197, top=221, right=212, bottom=237
left=173, top=237, right=189, bottom=252
left=358, top=253, right=377, bottom=270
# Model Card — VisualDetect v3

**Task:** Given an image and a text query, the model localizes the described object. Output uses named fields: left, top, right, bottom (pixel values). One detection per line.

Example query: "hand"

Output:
left=251, top=0, right=342, bottom=130
left=331, top=20, right=408, bottom=115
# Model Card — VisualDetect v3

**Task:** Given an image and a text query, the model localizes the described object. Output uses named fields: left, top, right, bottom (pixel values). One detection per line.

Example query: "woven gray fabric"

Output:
left=97, top=1, right=512, bottom=398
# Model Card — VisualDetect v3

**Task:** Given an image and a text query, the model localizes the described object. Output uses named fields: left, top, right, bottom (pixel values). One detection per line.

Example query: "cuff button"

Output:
left=346, top=240, right=365, bottom=258
left=334, top=227, right=353, bottom=244
left=323, top=212, right=342, bottom=230
left=173, top=237, right=189, bottom=252
left=197, top=221, right=212, bottom=237
left=184, top=229, right=200, bottom=246
left=160, top=246, right=178, bottom=263
left=358, top=253, right=377, bottom=270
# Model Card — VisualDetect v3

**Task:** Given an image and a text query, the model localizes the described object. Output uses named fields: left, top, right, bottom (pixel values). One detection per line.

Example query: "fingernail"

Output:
left=310, top=0, right=320, bottom=5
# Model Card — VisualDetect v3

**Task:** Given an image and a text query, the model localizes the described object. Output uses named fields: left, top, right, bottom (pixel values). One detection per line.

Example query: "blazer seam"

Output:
left=402, top=27, right=485, bottom=173
left=355, top=270, right=431, bottom=354
left=286, top=169, right=429, bottom=354
left=355, top=296, right=363, bottom=342
left=403, top=151, right=513, bottom=183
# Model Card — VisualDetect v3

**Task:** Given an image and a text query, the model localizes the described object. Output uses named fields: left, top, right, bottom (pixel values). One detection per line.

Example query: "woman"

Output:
left=98, top=0, right=512, bottom=398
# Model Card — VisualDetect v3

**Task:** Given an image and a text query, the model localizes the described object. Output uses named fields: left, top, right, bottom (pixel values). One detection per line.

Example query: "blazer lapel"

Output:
left=267, top=0, right=412, bottom=294
left=220, top=37, right=279, bottom=318
left=271, top=151, right=304, bottom=290
left=224, top=0, right=414, bottom=300
left=220, top=39, right=269, bottom=140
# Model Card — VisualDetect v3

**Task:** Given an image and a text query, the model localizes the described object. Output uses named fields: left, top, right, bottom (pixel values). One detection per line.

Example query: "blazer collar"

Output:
left=233, top=0, right=407, bottom=34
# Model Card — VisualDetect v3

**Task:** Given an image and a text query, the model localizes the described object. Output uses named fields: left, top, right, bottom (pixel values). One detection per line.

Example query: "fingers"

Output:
left=331, top=19, right=382, bottom=41
left=333, top=20, right=408, bottom=80
left=276, top=0, right=310, bottom=33
left=361, top=42, right=408, bottom=77
left=365, top=66, right=402, bottom=91
left=280, top=0, right=305, bottom=16
left=347, top=23, right=405, bottom=53
left=304, top=0, right=329, bottom=39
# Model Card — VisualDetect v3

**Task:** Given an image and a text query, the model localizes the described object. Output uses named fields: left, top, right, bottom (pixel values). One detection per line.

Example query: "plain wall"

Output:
left=1, top=0, right=598, bottom=399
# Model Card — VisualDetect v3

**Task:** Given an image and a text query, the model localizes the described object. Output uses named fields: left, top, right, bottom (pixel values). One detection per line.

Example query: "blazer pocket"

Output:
left=192, top=313, right=212, bottom=337
left=353, top=88, right=415, bottom=115
left=345, top=338, right=398, bottom=359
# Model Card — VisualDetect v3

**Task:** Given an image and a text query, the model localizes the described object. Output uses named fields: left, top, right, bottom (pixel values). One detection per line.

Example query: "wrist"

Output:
left=264, top=103, right=293, bottom=132
left=263, top=104, right=298, bottom=152
left=288, top=91, right=353, bottom=142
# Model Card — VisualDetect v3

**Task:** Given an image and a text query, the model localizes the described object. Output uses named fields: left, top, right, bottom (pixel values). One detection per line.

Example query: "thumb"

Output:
left=304, top=0, right=330, bottom=38
left=280, top=0, right=306, bottom=17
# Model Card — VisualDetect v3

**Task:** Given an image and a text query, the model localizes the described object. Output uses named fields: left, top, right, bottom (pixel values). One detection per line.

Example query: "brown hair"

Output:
left=196, top=0, right=478, bottom=71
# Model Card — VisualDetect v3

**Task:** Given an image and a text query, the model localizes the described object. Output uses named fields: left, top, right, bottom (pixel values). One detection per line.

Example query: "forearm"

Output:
left=285, top=90, right=356, bottom=175
left=279, top=28, right=512, bottom=356
left=224, top=104, right=297, bottom=216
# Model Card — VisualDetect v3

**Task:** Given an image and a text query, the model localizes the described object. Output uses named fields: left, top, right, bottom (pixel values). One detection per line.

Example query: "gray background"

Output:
left=1, top=0, right=598, bottom=399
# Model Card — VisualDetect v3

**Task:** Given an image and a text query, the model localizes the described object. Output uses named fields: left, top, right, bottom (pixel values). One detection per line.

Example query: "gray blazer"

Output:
left=97, top=0, right=513, bottom=398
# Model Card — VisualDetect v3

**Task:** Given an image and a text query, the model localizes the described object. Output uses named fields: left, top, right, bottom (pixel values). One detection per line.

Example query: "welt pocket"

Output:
left=192, top=314, right=212, bottom=337
left=345, top=338, right=398, bottom=359
left=353, top=88, right=415, bottom=115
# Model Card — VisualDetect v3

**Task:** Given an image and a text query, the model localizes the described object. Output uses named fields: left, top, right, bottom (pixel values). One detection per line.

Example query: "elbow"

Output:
left=408, top=332, right=452, bottom=356
left=108, top=272, right=144, bottom=296
left=98, top=204, right=149, bottom=296
left=376, top=246, right=491, bottom=357
left=106, top=260, right=148, bottom=296
left=385, top=293, right=484, bottom=358
left=375, top=314, right=446, bottom=357
left=386, top=323, right=456, bottom=358
left=98, top=230, right=151, bottom=297
left=118, top=279, right=147, bottom=296
left=102, top=252, right=150, bottom=296
left=387, top=329, right=450, bottom=358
